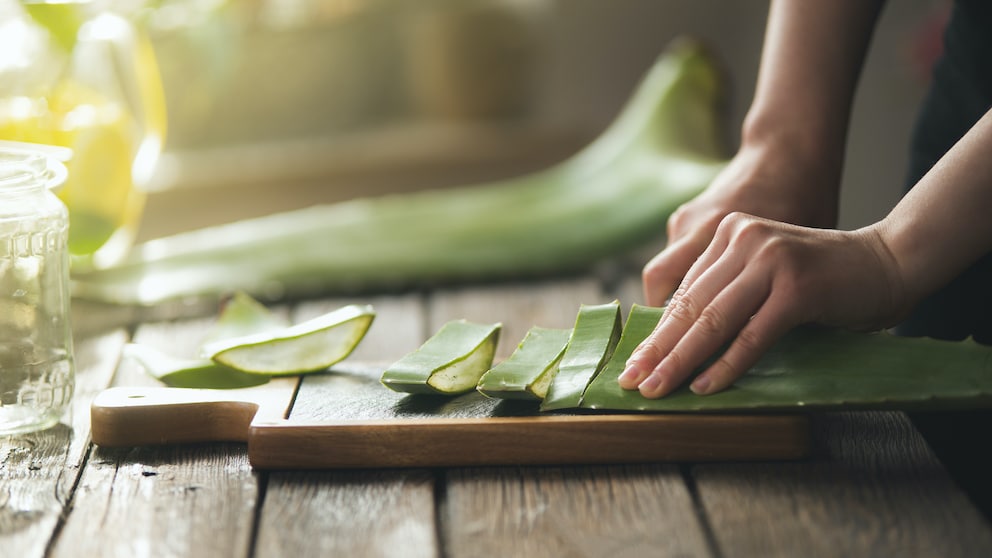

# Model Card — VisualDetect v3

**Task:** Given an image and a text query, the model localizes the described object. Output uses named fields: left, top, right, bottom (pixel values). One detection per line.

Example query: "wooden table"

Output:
left=4, top=271, right=992, bottom=557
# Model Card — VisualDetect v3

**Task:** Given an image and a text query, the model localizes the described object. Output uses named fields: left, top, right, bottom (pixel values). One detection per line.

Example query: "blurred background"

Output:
left=3, top=0, right=948, bottom=245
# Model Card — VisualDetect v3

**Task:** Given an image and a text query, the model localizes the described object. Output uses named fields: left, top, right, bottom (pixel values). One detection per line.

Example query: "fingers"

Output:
left=688, top=294, right=796, bottom=395
left=620, top=235, right=739, bottom=391
left=632, top=268, right=771, bottom=398
left=642, top=225, right=717, bottom=307
left=642, top=238, right=696, bottom=306
left=624, top=213, right=806, bottom=399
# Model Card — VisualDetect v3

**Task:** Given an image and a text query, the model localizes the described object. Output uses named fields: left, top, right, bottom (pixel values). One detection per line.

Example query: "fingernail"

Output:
left=690, top=375, right=711, bottom=394
left=618, top=360, right=644, bottom=388
left=638, top=373, right=662, bottom=395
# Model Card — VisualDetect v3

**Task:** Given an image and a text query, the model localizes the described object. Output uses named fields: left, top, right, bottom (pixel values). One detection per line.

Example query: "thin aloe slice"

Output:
left=124, top=344, right=269, bottom=389
left=381, top=320, right=501, bottom=395
left=203, top=304, right=375, bottom=375
left=540, top=301, right=622, bottom=411
left=477, top=327, right=571, bottom=401
left=582, top=307, right=992, bottom=412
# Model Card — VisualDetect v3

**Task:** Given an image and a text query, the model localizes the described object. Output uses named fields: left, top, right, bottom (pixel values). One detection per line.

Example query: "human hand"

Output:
left=620, top=214, right=909, bottom=398
left=643, top=144, right=840, bottom=306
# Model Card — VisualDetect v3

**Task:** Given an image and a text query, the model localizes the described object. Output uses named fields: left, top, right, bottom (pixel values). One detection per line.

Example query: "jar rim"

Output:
left=0, top=143, right=70, bottom=194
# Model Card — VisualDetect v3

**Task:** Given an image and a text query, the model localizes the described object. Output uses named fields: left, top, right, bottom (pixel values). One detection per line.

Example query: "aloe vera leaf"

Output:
left=71, top=39, right=727, bottom=306
left=477, top=326, right=571, bottom=400
left=381, top=320, right=502, bottom=395
left=203, top=303, right=376, bottom=375
left=581, top=308, right=992, bottom=412
left=123, top=343, right=269, bottom=389
left=540, top=301, right=622, bottom=411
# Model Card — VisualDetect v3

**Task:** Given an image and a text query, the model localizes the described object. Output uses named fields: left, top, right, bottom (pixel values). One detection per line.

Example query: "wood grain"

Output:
left=258, top=294, right=440, bottom=557
left=693, top=412, right=992, bottom=557
left=52, top=317, right=261, bottom=558
left=0, top=331, right=125, bottom=558
left=256, top=469, right=438, bottom=558
left=51, top=443, right=259, bottom=558
left=249, top=409, right=810, bottom=469
left=431, top=279, right=708, bottom=557
left=442, top=465, right=713, bottom=558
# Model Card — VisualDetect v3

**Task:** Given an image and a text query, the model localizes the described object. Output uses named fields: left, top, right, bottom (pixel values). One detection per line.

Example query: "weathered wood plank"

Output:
left=52, top=443, right=260, bottom=558
left=443, top=465, right=712, bottom=558
left=257, top=469, right=437, bottom=558
left=430, top=278, right=711, bottom=556
left=255, top=294, right=439, bottom=557
left=0, top=330, right=126, bottom=558
left=53, top=316, right=261, bottom=558
left=694, top=412, right=992, bottom=557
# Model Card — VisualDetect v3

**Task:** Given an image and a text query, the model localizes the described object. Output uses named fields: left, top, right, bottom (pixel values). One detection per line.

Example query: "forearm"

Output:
left=874, top=108, right=992, bottom=306
left=743, top=0, right=886, bottom=172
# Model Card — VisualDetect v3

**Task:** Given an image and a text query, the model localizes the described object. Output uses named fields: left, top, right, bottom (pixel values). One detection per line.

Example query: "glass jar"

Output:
left=0, top=0, right=167, bottom=270
left=0, top=146, right=74, bottom=435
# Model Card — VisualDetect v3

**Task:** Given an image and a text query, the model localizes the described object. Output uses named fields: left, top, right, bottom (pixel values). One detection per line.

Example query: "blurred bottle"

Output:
left=0, top=0, right=166, bottom=270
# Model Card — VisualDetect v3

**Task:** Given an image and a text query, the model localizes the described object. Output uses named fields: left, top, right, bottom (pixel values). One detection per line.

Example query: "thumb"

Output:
left=642, top=233, right=708, bottom=306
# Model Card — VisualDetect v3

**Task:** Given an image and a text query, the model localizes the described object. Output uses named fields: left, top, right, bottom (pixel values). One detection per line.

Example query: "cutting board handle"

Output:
left=91, top=379, right=298, bottom=447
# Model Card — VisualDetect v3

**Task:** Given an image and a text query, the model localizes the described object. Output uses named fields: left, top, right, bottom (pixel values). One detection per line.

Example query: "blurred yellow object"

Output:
left=0, top=1, right=167, bottom=270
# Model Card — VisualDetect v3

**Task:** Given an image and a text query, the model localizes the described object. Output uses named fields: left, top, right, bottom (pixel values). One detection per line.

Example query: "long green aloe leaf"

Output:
left=541, top=301, right=622, bottom=411
left=71, top=39, right=727, bottom=305
left=381, top=320, right=502, bottom=395
left=582, top=305, right=992, bottom=412
left=477, top=326, right=571, bottom=401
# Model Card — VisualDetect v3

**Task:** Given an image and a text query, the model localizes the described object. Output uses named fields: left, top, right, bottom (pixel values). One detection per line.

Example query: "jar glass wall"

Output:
left=0, top=146, right=74, bottom=435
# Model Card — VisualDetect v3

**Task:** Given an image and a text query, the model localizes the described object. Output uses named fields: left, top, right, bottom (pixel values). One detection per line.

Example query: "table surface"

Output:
left=4, top=271, right=992, bottom=557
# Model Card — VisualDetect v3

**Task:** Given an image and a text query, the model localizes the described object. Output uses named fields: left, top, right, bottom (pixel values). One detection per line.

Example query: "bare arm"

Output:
left=643, top=0, right=886, bottom=305
left=879, top=109, right=992, bottom=305
left=622, top=107, right=992, bottom=398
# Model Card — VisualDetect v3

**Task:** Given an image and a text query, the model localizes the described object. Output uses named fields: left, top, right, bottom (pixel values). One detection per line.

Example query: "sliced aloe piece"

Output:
left=381, top=320, right=501, bottom=395
left=477, top=327, right=571, bottom=401
left=203, top=304, right=376, bottom=375
left=199, top=291, right=290, bottom=351
left=540, top=301, right=622, bottom=411
left=582, top=311, right=992, bottom=412
left=123, top=344, right=269, bottom=389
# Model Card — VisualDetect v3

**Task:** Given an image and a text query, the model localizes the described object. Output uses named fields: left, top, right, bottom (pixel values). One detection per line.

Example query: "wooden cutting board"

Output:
left=91, top=364, right=811, bottom=469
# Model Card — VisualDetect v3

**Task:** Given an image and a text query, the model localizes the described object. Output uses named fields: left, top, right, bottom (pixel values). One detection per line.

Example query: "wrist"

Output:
left=723, top=135, right=842, bottom=228
left=861, top=220, right=917, bottom=322
left=740, top=110, right=846, bottom=180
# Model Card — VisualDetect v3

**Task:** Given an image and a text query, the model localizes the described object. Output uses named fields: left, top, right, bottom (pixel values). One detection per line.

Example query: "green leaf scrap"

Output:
left=381, top=320, right=502, bottom=395
left=541, top=301, right=622, bottom=411
left=477, top=326, right=571, bottom=401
